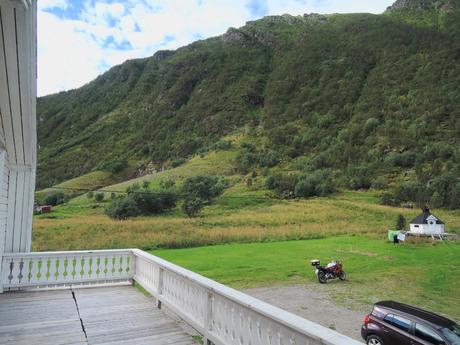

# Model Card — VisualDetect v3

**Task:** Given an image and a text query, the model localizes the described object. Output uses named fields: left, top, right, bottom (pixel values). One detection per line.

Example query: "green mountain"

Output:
left=37, top=0, right=460, bottom=207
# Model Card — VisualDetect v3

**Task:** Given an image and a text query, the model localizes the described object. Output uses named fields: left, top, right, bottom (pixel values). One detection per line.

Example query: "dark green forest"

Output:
left=37, top=0, right=460, bottom=209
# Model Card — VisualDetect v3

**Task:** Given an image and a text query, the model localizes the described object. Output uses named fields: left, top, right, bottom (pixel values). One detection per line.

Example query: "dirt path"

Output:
left=243, top=284, right=367, bottom=342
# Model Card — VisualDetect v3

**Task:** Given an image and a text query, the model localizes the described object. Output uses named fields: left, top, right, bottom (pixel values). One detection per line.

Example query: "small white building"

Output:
left=409, top=208, right=445, bottom=234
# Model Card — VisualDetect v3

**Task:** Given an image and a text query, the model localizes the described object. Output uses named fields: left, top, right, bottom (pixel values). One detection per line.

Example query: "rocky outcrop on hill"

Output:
left=386, top=0, right=456, bottom=12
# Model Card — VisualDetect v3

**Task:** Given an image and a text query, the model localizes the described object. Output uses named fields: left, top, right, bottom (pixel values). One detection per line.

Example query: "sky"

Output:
left=38, top=0, right=395, bottom=96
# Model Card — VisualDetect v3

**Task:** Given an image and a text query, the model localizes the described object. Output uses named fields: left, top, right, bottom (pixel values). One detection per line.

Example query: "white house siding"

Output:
left=0, top=0, right=37, bottom=255
left=0, top=150, right=8, bottom=260
left=409, top=223, right=444, bottom=234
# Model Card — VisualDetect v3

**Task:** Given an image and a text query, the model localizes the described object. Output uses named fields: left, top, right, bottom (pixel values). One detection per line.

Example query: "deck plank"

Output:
left=0, top=286, right=196, bottom=345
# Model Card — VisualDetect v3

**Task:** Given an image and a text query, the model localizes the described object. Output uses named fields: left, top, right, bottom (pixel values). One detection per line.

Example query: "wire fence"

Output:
left=44, top=186, right=276, bottom=201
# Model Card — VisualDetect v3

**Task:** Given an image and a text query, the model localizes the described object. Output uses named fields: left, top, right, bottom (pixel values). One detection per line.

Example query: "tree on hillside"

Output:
left=43, top=191, right=68, bottom=206
left=182, top=197, right=204, bottom=217
left=95, top=193, right=105, bottom=202
left=396, top=214, right=407, bottom=230
left=105, top=183, right=178, bottom=220
left=181, top=176, right=228, bottom=202
left=105, top=197, right=140, bottom=220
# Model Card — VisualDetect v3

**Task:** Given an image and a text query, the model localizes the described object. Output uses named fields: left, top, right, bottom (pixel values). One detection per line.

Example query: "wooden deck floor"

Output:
left=0, top=286, right=196, bottom=345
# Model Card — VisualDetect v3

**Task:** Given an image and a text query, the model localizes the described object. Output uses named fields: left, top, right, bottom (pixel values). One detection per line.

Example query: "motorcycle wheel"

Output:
left=338, top=271, right=346, bottom=281
left=318, top=271, right=327, bottom=284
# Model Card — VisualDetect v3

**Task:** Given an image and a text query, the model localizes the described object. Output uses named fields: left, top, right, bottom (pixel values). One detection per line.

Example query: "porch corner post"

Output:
left=203, top=290, right=213, bottom=345
left=157, top=267, right=164, bottom=309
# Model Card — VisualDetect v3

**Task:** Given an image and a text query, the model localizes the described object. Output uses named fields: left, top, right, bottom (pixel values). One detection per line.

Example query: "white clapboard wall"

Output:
left=0, top=0, right=37, bottom=257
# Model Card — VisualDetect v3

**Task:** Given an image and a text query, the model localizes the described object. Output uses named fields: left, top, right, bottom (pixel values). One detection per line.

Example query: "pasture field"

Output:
left=34, top=140, right=460, bottom=252
left=153, top=237, right=460, bottom=321
left=32, top=188, right=460, bottom=251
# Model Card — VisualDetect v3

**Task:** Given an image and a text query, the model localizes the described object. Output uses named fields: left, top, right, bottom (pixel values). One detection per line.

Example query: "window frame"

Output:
left=383, top=313, right=412, bottom=333
left=414, top=323, right=446, bottom=345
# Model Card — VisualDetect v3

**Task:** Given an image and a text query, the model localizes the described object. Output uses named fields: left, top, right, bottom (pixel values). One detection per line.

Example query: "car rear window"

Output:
left=414, top=323, right=445, bottom=345
left=371, top=306, right=386, bottom=319
left=384, top=314, right=411, bottom=332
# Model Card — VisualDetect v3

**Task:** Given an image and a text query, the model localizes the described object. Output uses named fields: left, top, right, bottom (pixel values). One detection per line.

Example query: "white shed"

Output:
left=409, top=208, right=445, bottom=235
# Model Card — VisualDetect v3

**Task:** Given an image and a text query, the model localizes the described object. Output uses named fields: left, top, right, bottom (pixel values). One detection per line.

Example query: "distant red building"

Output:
left=40, top=205, right=52, bottom=214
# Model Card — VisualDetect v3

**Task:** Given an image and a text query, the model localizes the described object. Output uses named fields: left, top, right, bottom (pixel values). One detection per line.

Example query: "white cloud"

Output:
left=38, top=0, right=68, bottom=11
left=37, top=0, right=394, bottom=96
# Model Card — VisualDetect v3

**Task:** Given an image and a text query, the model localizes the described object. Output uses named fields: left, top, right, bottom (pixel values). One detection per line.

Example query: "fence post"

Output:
left=203, top=290, right=213, bottom=345
left=156, top=267, right=164, bottom=309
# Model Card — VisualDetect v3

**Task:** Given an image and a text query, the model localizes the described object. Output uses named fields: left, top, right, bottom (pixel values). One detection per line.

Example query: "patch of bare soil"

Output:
left=243, top=284, right=367, bottom=342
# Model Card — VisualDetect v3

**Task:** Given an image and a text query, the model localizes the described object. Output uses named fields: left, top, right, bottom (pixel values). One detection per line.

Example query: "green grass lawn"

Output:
left=153, top=236, right=460, bottom=321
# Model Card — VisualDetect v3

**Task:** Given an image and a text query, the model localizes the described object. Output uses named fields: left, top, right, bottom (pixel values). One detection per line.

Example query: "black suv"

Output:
left=361, top=301, right=460, bottom=345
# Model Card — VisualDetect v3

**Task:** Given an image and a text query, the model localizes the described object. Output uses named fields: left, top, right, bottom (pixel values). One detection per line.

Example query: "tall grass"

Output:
left=32, top=192, right=460, bottom=251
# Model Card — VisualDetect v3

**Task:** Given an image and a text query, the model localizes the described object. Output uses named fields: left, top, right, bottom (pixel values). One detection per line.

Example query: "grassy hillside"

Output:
left=33, top=146, right=460, bottom=250
left=32, top=188, right=460, bottom=251
left=33, top=137, right=460, bottom=251
left=35, top=160, right=138, bottom=202
left=36, top=1, right=460, bottom=210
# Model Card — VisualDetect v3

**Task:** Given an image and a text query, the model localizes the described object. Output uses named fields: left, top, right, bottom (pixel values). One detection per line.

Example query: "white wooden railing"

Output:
left=1, top=249, right=362, bottom=345
left=1, top=249, right=134, bottom=289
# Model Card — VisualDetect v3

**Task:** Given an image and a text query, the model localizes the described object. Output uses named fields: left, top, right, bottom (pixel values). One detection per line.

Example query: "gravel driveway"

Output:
left=243, top=284, right=367, bottom=342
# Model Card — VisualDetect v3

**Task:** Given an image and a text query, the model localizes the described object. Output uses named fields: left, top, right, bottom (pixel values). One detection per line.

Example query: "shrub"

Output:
left=430, top=173, right=456, bottom=206
left=105, top=196, right=141, bottom=220
left=395, top=181, right=427, bottom=206
left=87, top=191, right=94, bottom=199
left=212, top=140, right=232, bottom=150
left=257, top=150, right=280, bottom=168
left=171, top=157, right=187, bottom=168
left=364, top=117, right=379, bottom=134
left=160, top=177, right=176, bottom=190
left=392, top=152, right=417, bottom=168
left=240, top=142, right=256, bottom=151
left=182, top=197, right=204, bottom=217
left=106, top=184, right=178, bottom=219
left=128, top=189, right=177, bottom=215
left=294, top=177, right=317, bottom=198
left=235, top=149, right=257, bottom=173
left=106, top=189, right=177, bottom=219
left=43, top=191, right=68, bottom=206
left=181, top=176, right=228, bottom=202
left=236, top=146, right=280, bottom=172
left=371, top=176, right=387, bottom=190
left=381, top=192, right=399, bottom=207
left=126, top=183, right=140, bottom=194
left=294, top=170, right=336, bottom=198
left=94, top=193, right=105, bottom=202
left=448, top=183, right=460, bottom=209
left=430, top=191, right=444, bottom=209
left=99, top=159, right=128, bottom=174
left=347, top=165, right=373, bottom=190
left=265, top=173, right=299, bottom=198
left=110, top=192, right=117, bottom=199
left=396, top=214, right=406, bottom=230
